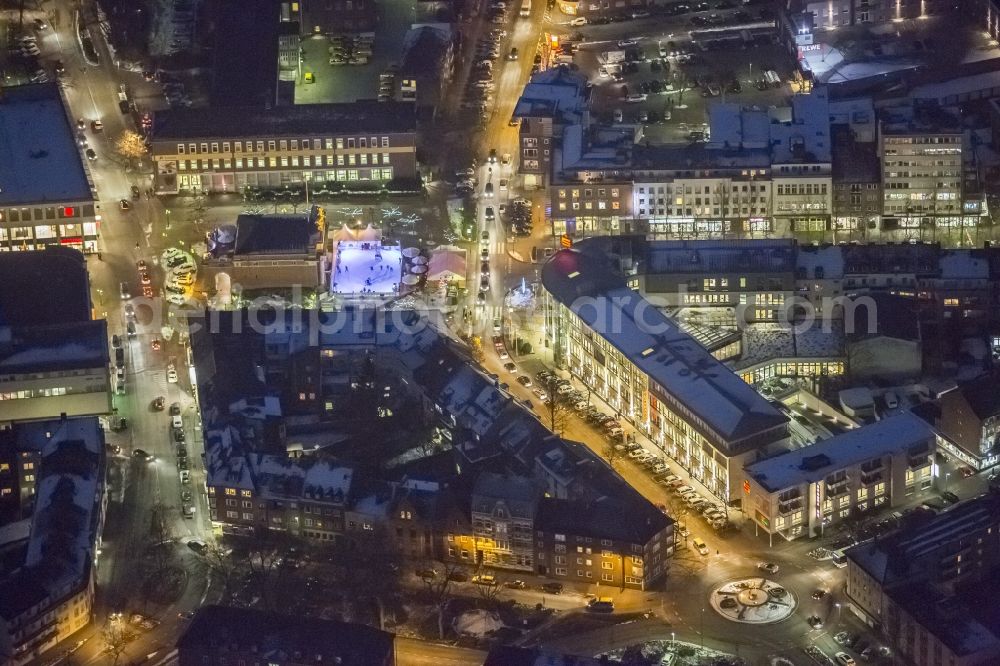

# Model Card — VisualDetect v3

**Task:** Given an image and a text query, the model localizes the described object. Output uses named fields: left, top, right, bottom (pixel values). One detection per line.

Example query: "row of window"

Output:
left=0, top=205, right=94, bottom=224
left=175, top=136, right=392, bottom=155
left=776, top=183, right=829, bottom=196
left=177, top=153, right=393, bottom=170
left=0, top=223, right=99, bottom=241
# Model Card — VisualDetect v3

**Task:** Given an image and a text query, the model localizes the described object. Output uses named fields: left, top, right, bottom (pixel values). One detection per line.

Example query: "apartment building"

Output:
left=542, top=249, right=790, bottom=502
left=845, top=493, right=1000, bottom=666
left=630, top=144, right=774, bottom=238
left=879, top=106, right=964, bottom=230
left=831, top=127, right=882, bottom=236
left=929, top=372, right=1000, bottom=471
left=535, top=493, right=671, bottom=591
left=513, top=67, right=589, bottom=189
left=0, top=418, right=106, bottom=666
left=150, top=101, right=418, bottom=194
left=177, top=606, right=395, bottom=666
left=743, top=412, right=936, bottom=543
left=798, top=0, right=952, bottom=28
left=470, top=473, right=540, bottom=571
left=0, top=84, right=100, bottom=254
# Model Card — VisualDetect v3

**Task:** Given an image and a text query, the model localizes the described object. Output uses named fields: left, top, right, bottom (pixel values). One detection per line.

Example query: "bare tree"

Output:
left=602, top=439, right=626, bottom=471
left=329, top=526, right=402, bottom=629
left=540, top=376, right=572, bottom=435
left=473, top=577, right=504, bottom=605
left=202, top=542, right=240, bottom=598
left=422, top=561, right=464, bottom=639
left=101, top=613, right=135, bottom=666
left=146, top=503, right=174, bottom=578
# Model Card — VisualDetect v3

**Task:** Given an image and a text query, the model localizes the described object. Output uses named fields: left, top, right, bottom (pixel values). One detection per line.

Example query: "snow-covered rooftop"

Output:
left=747, top=411, right=934, bottom=492
left=21, top=418, right=102, bottom=589
left=0, top=84, right=92, bottom=206
left=543, top=250, right=787, bottom=448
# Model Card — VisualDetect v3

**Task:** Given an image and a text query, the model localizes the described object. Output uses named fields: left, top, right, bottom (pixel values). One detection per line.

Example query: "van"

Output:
left=587, top=597, right=615, bottom=613
left=764, top=70, right=781, bottom=88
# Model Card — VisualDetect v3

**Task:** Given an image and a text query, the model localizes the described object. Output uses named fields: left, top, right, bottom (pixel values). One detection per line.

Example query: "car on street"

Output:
left=151, top=339, right=162, bottom=351
left=516, top=375, right=532, bottom=387
left=505, top=579, right=526, bottom=589
left=85, top=148, right=97, bottom=161
left=570, top=16, right=587, bottom=25
left=960, top=466, right=976, bottom=478
left=186, top=538, right=207, bottom=555
left=834, top=653, right=856, bottom=666
left=812, top=588, right=828, bottom=600
left=692, top=538, right=709, bottom=555
left=484, top=206, right=495, bottom=221
left=33, top=18, right=48, bottom=30
left=484, top=182, right=494, bottom=197
left=133, top=449, right=154, bottom=462
left=152, top=396, right=165, bottom=411
left=541, top=582, right=563, bottom=594
left=503, top=362, right=517, bottom=372
left=119, top=199, right=131, bottom=211
left=472, top=574, right=497, bottom=586
left=167, top=366, right=179, bottom=383
left=758, top=561, right=780, bottom=574
left=807, top=615, right=824, bottom=629
left=941, top=490, right=960, bottom=504
left=182, top=503, right=195, bottom=518
left=587, top=597, right=615, bottom=613
left=618, top=39, right=637, bottom=47
left=532, top=388, right=548, bottom=401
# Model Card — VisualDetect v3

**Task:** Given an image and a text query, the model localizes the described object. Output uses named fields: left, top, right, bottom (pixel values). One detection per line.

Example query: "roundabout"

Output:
left=709, top=577, right=797, bottom=624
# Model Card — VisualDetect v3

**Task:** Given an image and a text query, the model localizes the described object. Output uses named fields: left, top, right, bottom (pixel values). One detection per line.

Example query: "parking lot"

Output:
left=294, top=0, right=415, bottom=103
left=552, top=2, right=795, bottom=144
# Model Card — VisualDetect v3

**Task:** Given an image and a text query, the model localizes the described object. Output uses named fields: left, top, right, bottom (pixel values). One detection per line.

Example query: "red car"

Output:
left=151, top=339, right=162, bottom=351
left=142, top=285, right=154, bottom=298
left=140, top=271, right=151, bottom=285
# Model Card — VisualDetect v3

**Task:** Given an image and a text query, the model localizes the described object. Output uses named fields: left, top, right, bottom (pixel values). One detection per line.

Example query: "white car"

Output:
left=834, top=653, right=856, bottom=666
left=569, top=17, right=587, bottom=26
left=693, top=538, right=709, bottom=555
left=167, top=366, right=179, bottom=383
left=758, top=561, right=780, bottom=574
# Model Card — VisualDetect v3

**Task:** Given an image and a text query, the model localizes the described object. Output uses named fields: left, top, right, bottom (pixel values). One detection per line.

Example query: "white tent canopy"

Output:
left=357, top=223, right=381, bottom=242
left=331, top=224, right=356, bottom=243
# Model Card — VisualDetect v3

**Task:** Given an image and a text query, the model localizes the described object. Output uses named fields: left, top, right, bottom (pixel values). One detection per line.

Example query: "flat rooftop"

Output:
left=234, top=213, right=319, bottom=256
left=747, top=411, right=934, bottom=493
left=542, top=249, right=787, bottom=448
left=152, top=100, right=417, bottom=140
left=0, top=247, right=92, bottom=325
left=642, top=239, right=797, bottom=275
left=0, top=84, right=92, bottom=206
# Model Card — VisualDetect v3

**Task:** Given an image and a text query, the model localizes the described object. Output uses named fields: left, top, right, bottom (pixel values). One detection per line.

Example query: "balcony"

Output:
left=825, top=477, right=850, bottom=496
left=778, top=497, right=803, bottom=514
left=860, top=469, right=883, bottom=485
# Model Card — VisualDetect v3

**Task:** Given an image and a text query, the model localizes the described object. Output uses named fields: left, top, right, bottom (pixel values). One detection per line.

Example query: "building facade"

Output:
left=150, top=101, right=418, bottom=194
left=0, top=85, right=99, bottom=254
left=844, top=493, right=1000, bottom=666
left=542, top=249, right=789, bottom=503
left=743, top=412, right=937, bottom=542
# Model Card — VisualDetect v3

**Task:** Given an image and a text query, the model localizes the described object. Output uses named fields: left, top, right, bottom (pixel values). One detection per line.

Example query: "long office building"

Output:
left=541, top=249, right=790, bottom=502
left=150, top=101, right=418, bottom=194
